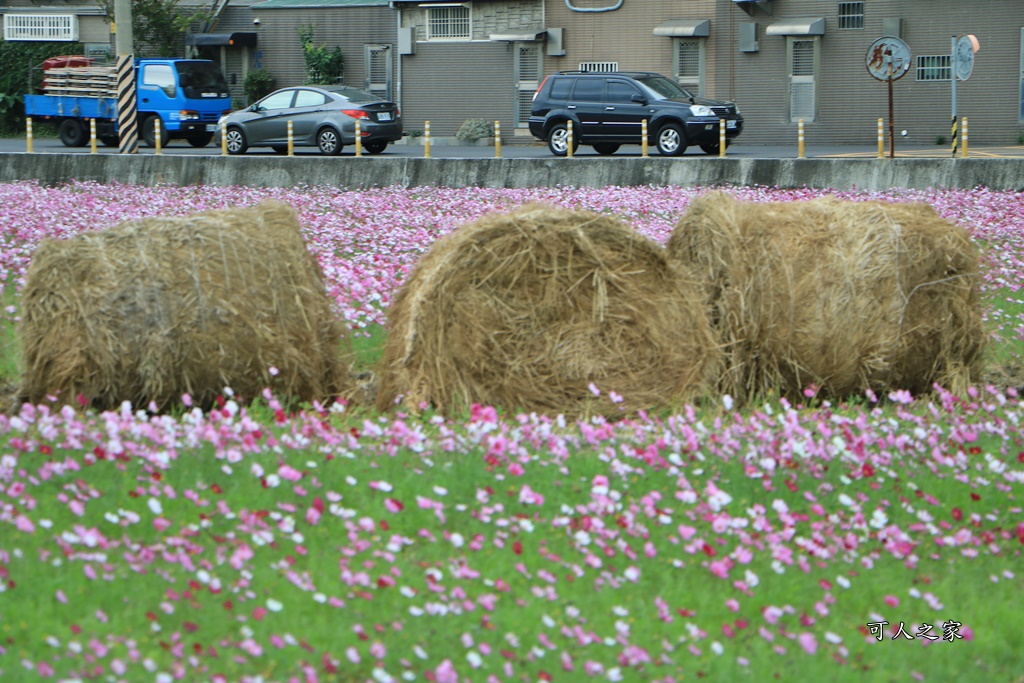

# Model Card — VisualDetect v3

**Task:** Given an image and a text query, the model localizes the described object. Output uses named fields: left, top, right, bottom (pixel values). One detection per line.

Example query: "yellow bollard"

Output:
left=287, top=120, right=294, bottom=156
left=961, top=116, right=968, bottom=158
left=877, top=118, right=884, bottom=158
left=90, top=118, right=97, bottom=154
left=641, top=119, right=648, bottom=157
left=566, top=120, right=574, bottom=158
left=221, top=121, right=228, bottom=155
left=26, top=118, right=33, bottom=154
left=797, top=118, right=805, bottom=159
left=154, top=118, right=162, bottom=155
left=424, top=121, right=431, bottom=158
left=355, top=119, right=362, bottom=157
left=494, top=120, right=501, bottom=158
left=719, top=118, right=726, bottom=158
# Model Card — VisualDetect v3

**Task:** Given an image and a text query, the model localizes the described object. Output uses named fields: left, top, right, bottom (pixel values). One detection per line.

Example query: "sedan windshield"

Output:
left=324, top=86, right=381, bottom=104
left=635, top=76, right=694, bottom=100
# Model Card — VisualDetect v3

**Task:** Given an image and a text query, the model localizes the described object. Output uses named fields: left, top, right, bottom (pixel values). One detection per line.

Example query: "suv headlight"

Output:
left=689, top=105, right=713, bottom=117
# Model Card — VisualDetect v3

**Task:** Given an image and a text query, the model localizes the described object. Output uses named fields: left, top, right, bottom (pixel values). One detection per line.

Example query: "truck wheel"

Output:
left=142, top=116, right=170, bottom=148
left=225, top=126, right=248, bottom=154
left=656, top=123, right=687, bottom=157
left=59, top=119, right=87, bottom=147
left=187, top=132, right=214, bottom=148
left=99, top=135, right=119, bottom=148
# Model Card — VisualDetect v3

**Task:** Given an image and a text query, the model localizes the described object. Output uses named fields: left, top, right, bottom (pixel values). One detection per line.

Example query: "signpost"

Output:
left=951, top=34, right=980, bottom=158
left=866, top=36, right=911, bottom=159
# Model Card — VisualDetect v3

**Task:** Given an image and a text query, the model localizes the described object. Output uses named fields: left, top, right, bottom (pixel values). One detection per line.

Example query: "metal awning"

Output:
left=652, top=19, right=710, bottom=38
left=186, top=32, right=258, bottom=47
left=765, top=17, right=825, bottom=36
left=489, top=30, right=546, bottom=42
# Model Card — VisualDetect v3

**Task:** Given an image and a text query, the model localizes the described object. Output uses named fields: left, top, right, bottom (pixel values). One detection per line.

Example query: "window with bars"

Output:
left=675, top=39, right=702, bottom=97
left=916, top=55, right=951, bottom=81
left=837, top=2, right=865, bottom=30
left=427, top=6, right=470, bottom=40
left=578, top=61, right=618, bottom=72
left=364, top=44, right=392, bottom=100
left=516, top=44, right=540, bottom=126
left=4, top=14, right=78, bottom=41
left=789, top=39, right=817, bottom=122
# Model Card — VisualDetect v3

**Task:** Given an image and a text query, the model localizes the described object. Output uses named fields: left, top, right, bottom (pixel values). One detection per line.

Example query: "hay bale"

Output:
left=666, top=191, right=985, bottom=401
left=375, top=203, right=720, bottom=416
left=19, top=201, right=351, bottom=410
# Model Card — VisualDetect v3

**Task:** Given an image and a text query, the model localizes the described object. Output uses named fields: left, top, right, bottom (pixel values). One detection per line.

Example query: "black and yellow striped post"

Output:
left=950, top=116, right=958, bottom=158
left=116, top=54, right=138, bottom=154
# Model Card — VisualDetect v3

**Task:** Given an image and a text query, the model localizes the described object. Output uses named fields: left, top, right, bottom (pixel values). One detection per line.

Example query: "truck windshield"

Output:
left=176, top=61, right=230, bottom=99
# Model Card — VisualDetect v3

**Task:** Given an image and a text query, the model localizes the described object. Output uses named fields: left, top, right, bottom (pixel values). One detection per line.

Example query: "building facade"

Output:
left=3, top=0, right=1023, bottom=145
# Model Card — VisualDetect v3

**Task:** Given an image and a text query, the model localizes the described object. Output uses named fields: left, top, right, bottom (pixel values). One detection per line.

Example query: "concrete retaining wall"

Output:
left=1, top=153, right=1023, bottom=191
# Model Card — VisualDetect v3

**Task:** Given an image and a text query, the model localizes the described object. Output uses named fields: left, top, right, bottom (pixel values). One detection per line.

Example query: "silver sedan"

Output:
left=218, top=85, right=403, bottom=155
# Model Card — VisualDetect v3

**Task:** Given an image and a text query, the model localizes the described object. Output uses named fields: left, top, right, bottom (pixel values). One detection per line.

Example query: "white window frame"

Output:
left=426, top=5, right=470, bottom=41
left=673, top=38, right=705, bottom=97
left=4, top=14, right=79, bottom=41
left=578, top=61, right=618, bottom=72
left=916, top=55, right=951, bottom=82
left=787, top=37, right=819, bottom=123
left=837, top=2, right=865, bottom=30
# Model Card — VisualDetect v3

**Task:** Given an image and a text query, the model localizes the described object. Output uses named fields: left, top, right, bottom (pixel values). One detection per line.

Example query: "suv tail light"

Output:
left=533, top=75, right=550, bottom=101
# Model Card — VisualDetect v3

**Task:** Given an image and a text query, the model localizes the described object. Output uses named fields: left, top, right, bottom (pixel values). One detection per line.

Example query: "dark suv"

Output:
left=529, top=71, right=743, bottom=156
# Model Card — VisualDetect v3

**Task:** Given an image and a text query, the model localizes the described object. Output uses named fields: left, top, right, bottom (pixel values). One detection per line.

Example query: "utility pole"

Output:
left=114, top=0, right=138, bottom=153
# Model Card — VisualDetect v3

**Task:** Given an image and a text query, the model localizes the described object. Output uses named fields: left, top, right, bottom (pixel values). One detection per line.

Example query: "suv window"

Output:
left=549, top=78, right=573, bottom=100
left=607, top=80, right=640, bottom=103
left=572, top=79, right=603, bottom=102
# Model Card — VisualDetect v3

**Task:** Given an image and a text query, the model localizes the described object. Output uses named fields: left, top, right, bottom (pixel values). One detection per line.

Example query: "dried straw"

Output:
left=666, top=191, right=984, bottom=401
left=376, top=203, right=720, bottom=416
left=19, top=201, right=351, bottom=410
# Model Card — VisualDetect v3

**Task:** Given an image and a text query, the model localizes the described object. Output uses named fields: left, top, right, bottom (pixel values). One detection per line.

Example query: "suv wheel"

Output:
left=593, top=143, right=620, bottom=156
left=547, top=123, right=579, bottom=157
left=656, top=123, right=687, bottom=157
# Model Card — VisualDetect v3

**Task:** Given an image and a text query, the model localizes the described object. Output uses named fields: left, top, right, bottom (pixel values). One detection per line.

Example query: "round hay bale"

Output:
left=666, top=191, right=985, bottom=402
left=375, top=203, right=720, bottom=417
left=19, top=201, right=352, bottom=411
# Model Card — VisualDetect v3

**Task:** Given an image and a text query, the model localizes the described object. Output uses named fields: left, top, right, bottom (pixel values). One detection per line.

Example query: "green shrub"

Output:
left=455, top=118, right=494, bottom=144
left=243, top=68, right=276, bottom=105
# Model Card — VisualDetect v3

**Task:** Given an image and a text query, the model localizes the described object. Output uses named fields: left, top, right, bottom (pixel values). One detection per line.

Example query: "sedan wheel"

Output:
left=363, top=141, right=388, bottom=155
left=225, top=127, right=248, bottom=155
left=656, top=123, right=687, bottom=157
left=317, top=127, right=343, bottom=156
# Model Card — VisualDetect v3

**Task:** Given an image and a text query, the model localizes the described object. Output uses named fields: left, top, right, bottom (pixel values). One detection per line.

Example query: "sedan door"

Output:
left=289, top=89, right=331, bottom=144
left=244, top=90, right=296, bottom=145
left=601, top=78, right=651, bottom=143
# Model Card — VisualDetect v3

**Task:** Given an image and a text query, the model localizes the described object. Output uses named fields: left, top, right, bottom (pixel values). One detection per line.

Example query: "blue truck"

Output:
left=24, top=58, right=232, bottom=148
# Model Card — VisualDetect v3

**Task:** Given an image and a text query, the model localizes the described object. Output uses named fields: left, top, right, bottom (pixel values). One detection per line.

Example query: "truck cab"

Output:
left=24, top=57, right=232, bottom=148
left=136, top=59, right=232, bottom=146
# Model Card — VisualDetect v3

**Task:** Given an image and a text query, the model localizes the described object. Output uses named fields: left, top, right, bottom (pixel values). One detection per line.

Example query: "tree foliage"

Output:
left=97, top=0, right=210, bottom=58
left=297, top=25, right=344, bottom=85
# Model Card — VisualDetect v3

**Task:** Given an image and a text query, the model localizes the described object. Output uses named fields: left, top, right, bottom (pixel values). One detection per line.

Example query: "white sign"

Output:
left=866, top=37, right=912, bottom=82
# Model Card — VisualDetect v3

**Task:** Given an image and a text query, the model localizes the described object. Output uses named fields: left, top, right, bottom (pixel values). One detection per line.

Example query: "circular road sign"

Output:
left=954, top=34, right=978, bottom=81
left=866, top=36, right=912, bottom=81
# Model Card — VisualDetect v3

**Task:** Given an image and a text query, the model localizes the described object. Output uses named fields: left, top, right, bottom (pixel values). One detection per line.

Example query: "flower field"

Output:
left=0, top=181, right=1023, bottom=682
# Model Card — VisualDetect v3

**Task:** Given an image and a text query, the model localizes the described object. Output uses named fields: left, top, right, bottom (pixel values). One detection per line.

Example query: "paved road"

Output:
left=4, top=137, right=1024, bottom=159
